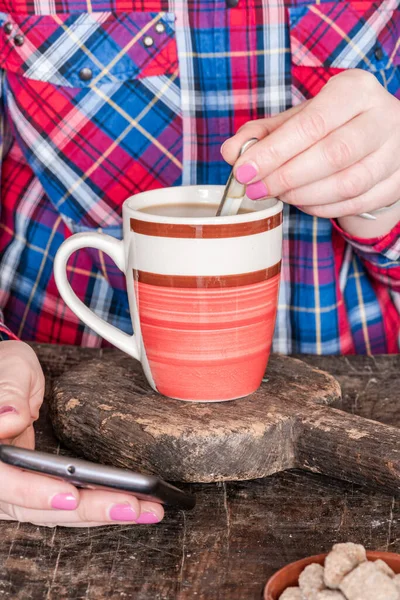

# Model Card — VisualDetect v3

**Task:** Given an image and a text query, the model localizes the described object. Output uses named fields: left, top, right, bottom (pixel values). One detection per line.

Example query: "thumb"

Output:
left=0, top=342, right=44, bottom=442
left=221, top=101, right=309, bottom=165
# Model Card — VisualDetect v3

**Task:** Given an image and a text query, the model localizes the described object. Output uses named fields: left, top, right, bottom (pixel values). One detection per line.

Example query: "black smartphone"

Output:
left=0, top=445, right=195, bottom=510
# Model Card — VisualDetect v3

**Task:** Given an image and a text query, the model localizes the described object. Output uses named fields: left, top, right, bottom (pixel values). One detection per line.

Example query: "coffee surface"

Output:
left=138, top=203, right=254, bottom=217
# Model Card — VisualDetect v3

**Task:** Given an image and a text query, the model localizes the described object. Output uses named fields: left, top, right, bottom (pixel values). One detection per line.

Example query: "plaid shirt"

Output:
left=0, top=0, right=399, bottom=354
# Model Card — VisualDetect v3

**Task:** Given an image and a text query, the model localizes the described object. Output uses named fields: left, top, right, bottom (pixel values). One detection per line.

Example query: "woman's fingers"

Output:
left=0, top=462, right=80, bottom=510
left=0, top=341, right=165, bottom=529
left=221, top=102, right=308, bottom=165
left=0, top=462, right=164, bottom=525
left=296, top=168, right=400, bottom=220
left=63, top=490, right=163, bottom=525
left=232, top=71, right=374, bottom=184
left=280, top=139, right=399, bottom=208
left=263, top=109, right=390, bottom=198
left=0, top=511, right=115, bottom=527
left=0, top=485, right=164, bottom=527
left=0, top=342, right=44, bottom=442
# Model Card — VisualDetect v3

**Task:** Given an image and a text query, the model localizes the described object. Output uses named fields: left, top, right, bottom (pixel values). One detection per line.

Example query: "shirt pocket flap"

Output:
left=288, top=2, right=400, bottom=73
left=0, top=11, right=178, bottom=87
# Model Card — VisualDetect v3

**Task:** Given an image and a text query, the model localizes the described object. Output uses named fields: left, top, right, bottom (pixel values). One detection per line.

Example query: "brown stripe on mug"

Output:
left=130, top=212, right=282, bottom=239
left=133, top=262, right=281, bottom=288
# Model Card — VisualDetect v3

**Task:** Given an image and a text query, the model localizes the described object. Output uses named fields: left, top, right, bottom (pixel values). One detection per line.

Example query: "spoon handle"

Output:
left=216, top=138, right=259, bottom=217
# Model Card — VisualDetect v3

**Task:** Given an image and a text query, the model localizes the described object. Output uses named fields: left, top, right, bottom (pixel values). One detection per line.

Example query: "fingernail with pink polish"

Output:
left=51, top=493, right=78, bottom=510
left=246, top=181, right=269, bottom=200
left=136, top=511, right=161, bottom=525
left=110, top=503, right=138, bottom=522
left=236, top=163, right=258, bottom=184
left=0, top=406, right=17, bottom=416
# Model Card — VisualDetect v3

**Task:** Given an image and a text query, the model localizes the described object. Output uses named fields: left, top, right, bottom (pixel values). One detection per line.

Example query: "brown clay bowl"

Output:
left=264, top=551, right=400, bottom=599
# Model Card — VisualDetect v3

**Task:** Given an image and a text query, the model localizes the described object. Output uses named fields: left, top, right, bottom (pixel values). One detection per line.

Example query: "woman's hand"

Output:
left=222, top=70, right=400, bottom=230
left=0, top=341, right=164, bottom=527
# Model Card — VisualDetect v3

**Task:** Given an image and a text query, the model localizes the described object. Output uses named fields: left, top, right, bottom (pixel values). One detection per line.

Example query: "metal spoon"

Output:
left=216, top=138, right=258, bottom=217
left=217, top=137, right=381, bottom=220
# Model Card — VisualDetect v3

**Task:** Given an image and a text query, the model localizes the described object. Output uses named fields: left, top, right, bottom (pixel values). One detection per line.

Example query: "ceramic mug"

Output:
left=54, top=185, right=283, bottom=402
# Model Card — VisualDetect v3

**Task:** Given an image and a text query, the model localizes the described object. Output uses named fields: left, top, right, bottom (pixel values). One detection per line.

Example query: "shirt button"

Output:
left=14, top=34, right=24, bottom=46
left=79, top=67, right=93, bottom=81
left=143, top=35, right=154, bottom=47
left=3, top=22, right=13, bottom=35
left=226, top=0, right=240, bottom=6
left=155, top=22, right=165, bottom=34
left=374, top=46, right=384, bottom=61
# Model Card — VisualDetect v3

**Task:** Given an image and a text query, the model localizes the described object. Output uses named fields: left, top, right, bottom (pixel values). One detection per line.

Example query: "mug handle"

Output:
left=54, top=232, right=140, bottom=360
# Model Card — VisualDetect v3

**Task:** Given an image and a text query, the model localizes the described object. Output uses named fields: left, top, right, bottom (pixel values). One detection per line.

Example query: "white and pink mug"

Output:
left=54, top=186, right=283, bottom=402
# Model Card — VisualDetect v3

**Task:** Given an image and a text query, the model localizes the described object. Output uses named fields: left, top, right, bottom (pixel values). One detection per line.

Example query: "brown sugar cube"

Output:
left=331, top=544, right=366, bottom=565
left=316, top=592, right=346, bottom=599
left=339, top=561, right=400, bottom=600
left=324, top=553, right=359, bottom=589
left=299, top=564, right=325, bottom=599
left=324, top=544, right=366, bottom=588
left=374, top=558, right=395, bottom=578
left=279, top=588, right=304, bottom=600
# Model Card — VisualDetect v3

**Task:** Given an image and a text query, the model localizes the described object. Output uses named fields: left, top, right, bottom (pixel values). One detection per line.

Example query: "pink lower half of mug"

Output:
left=134, top=271, right=280, bottom=401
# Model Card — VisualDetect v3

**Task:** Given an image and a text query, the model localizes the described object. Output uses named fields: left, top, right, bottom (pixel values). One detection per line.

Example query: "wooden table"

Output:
left=1, top=346, right=399, bottom=600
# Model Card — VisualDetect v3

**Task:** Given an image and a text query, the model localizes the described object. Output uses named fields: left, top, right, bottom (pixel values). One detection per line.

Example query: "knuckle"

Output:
left=281, top=187, right=299, bottom=204
left=338, top=172, right=365, bottom=198
left=324, top=138, right=353, bottom=170
left=237, top=120, right=255, bottom=134
left=337, top=174, right=361, bottom=199
left=77, top=499, right=94, bottom=523
left=0, top=384, right=20, bottom=403
left=353, top=69, right=378, bottom=91
left=257, top=144, right=282, bottom=166
left=11, top=480, right=35, bottom=509
left=18, top=342, right=42, bottom=371
left=275, top=167, right=295, bottom=192
left=0, top=346, right=42, bottom=387
left=342, top=196, right=365, bottom=216
left=238, top=119, right=269, bottom=136
left=2, top=502, right=21, bottom=522
left=337, top=167, right=370, bottom=199
left=297, top=111, right=327, bottom=143
left=325, top=71, right=345, bottom=85
left=328, top=69, right=377, bottom=93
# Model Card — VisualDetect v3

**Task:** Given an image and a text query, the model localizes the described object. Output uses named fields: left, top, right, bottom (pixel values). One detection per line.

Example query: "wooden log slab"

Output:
left=49, top=353, right=400, bottom=492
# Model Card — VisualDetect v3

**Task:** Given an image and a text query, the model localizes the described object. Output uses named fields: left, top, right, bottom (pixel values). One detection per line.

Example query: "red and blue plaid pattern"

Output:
left=0, top=0, right=399, bottom=354
left=289, top=0, right=400, bottom=101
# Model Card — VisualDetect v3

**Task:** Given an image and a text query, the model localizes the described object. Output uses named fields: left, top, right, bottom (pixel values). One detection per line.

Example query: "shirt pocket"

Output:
left=287, top=1, right=400, bottom=103
left=0, top=11, right=183, bottom=231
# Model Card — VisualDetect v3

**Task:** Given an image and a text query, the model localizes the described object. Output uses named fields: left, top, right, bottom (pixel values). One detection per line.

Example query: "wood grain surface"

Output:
left=0, top=346, right=398, bottom=600
left=49, top=352, right=400, bottom=493
left=49, top=353, right=340, bottom=483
